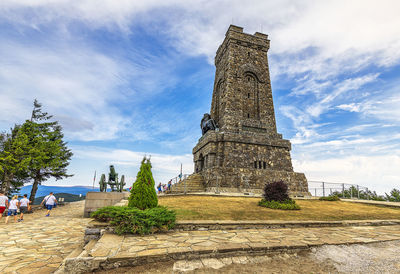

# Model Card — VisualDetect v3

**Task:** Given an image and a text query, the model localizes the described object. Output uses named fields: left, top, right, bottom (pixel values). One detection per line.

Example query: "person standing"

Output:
left=41, top=192, right=57, bottom=217
left=18, top=194, right=30, bottom=222
left=0, top=191, right=9, bottom=222
left=167, top=180, right=172, bottom=191
left=5, top=195, right=19, bottom=224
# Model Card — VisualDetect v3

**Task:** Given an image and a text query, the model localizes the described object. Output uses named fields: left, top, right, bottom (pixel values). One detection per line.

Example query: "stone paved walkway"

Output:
left=73, top=224, right=400, bottom=272
left=0, top=201, right=90, bottom=273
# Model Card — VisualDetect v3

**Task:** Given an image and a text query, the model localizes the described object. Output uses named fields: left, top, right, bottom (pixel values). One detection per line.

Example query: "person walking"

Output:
left=18, top=194, right=30, bottom=222
left=0, top=191, right=9, bottom=222
left=41, top=192, right=57, bottom=217
left=157, top=183, right=162, bottom=194
left=5, top=195, right=19, bottom=224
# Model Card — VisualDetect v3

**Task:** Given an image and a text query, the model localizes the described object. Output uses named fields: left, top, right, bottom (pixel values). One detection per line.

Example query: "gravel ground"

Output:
left=93, top=240, right=400, bottom=274
left=312, top=240, right=400, bottom=273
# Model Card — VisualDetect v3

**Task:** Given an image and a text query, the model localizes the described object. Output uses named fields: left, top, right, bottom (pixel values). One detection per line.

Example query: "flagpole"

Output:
left=93, top=171, right=96, bottom=189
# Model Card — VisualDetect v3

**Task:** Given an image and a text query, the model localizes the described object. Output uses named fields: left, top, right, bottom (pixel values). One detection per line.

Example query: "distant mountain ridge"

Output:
left=34, top=193, right=86, bottom=205
left=17, top=185, right=100, bottom=198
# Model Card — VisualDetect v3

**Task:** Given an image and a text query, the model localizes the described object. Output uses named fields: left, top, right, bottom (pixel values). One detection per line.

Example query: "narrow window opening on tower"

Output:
left=248, top=93, right=250, bottom=98
left=259, top=161, right=262, bottom=169
left=263, top=162, right=266, bottom=169
left=248, top=52, right=250, bottom=57
left=247, top=77, right=250, bottom=82
left=247, top=113, right=250, bottom=118
left=254, top=161, right=257, bottom=169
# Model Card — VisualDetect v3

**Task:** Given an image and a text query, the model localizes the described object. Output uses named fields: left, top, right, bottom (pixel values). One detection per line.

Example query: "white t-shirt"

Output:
left=0, top=195, right=7, bottom=207
left=20, top=198, right=30, bottom=207
left=44, top=195, right=57, bottom=205
left=9, top=199, right=19, bottom=210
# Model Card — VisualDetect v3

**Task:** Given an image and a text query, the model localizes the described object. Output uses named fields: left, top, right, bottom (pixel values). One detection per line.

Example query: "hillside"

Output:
left=34, top=193, right=86, bottom=205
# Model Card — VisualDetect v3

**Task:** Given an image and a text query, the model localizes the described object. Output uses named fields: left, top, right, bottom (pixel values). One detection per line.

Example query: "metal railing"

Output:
left=308, top=180, right=369, bottom=199
left=168, top=174, right=190, bottom=185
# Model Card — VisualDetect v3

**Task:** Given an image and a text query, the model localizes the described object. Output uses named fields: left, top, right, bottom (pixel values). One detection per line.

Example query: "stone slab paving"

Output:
left=344, top=199, right=400, bottom=208
left=0, top=201, right=90, bottom=274
left=69, top=224, right=400, bottom=272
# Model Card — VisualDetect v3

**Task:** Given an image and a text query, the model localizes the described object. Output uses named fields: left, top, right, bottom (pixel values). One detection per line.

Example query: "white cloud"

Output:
left=0, top=35, right=180, bottom=141
left=0, top=41, right=128, bottom=140
left=337, top=103, right=362, bottom=112
left=293, top=155, right=400, bottom=195
left=63, top=146, right=194, bottom=187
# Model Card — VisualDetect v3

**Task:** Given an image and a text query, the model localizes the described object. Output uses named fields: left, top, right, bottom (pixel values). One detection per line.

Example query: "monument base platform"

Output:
left=83, top=192, right=130, bottom=217
left=199, top=168, right=310, bottom=197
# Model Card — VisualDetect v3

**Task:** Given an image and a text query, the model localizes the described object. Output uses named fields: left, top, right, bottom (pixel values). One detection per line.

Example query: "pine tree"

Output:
left=128, top=157, right=158, bottom=210
left=22, top=100, right=73, bottom=202
left=0, top=125, right=31, bottom=196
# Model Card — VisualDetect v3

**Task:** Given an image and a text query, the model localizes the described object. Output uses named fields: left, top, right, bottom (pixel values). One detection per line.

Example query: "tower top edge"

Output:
left=226, top=25, right=269, bottom=40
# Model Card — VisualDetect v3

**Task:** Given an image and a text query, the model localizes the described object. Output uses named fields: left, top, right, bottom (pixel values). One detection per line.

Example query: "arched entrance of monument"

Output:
left=198, top=154, right=204, bottom=172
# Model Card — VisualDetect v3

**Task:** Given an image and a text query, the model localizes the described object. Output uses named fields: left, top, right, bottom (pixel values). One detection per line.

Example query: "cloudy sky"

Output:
left=1, top=0, right=399, bottom=194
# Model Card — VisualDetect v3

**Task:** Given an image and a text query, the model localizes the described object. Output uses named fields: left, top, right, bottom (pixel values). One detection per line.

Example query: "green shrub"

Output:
left=319, top=195, right=340, bottom=201
left=128, top=157, right=158, bottom=209
left=263, top=181, right=290, bottom=202
left=258, top=199, right=300, bottom=210
left=91, top=205, right=176, bottom=235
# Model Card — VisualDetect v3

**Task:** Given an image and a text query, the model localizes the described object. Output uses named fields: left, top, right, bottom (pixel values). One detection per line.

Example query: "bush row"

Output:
left=319, top=195, right=340, bottom=201
left=258, top=199, right=300, bottom=210
left=91, top=205, right=176, bottom=235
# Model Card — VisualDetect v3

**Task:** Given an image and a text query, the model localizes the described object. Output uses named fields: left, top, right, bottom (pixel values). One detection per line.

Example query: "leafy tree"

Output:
left=386, top=189, right=400, bottom=202
left=128, top=157, right=158, bottom=210
left=21, top=100, right=73, bottom=202
left=0, top=125, right=31, bottom=196
left=331, top=187, right=386, bottom=201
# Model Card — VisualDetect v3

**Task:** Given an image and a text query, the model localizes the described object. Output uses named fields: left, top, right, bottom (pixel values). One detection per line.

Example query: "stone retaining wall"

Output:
left=83, top=219, right=400, bottom=243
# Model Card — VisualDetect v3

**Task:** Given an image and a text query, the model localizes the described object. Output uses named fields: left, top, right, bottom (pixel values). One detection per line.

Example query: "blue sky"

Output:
left=0, top=1, right=399, bottom=194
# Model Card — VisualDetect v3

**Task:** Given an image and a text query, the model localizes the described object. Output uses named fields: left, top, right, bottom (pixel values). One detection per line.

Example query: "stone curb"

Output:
left=173, top=219, right=400, bottom=230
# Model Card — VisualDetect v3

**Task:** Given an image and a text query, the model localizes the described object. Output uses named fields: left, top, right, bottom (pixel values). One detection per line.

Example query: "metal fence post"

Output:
left=315, top=188, right=317, bottom=197
left=322, top=182, right=325, bottom=197
left=342, top=183, right=344, bottom=198
left=357, top=185, right=360, bottom=199
left=366, top=187, right=369, bottom=200
left=350, top=186, right=353, bottom=199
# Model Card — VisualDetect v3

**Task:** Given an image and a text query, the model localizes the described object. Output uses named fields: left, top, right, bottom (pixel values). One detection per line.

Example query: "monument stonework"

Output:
left=192, top=25, right=309, bottom=196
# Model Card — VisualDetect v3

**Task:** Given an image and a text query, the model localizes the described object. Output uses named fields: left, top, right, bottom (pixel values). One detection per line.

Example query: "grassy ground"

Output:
left=158, top=196, right=400, bottom=221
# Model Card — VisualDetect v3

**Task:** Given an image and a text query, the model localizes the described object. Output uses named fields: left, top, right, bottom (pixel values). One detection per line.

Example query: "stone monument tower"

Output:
left=192, top=25, right=309, bottom=196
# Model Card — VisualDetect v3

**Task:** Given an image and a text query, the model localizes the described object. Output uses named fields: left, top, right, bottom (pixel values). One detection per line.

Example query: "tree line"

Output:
left=331, top=186, right=400, bottom=202
left=0, top=100, right=72, bottom=202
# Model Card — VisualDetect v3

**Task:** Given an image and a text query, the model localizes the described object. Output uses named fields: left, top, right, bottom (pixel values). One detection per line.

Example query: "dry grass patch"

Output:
left=158, top=195, right=400, bottom=221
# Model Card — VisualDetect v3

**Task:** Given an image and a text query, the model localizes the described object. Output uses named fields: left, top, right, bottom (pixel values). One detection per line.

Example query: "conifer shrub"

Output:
left=259, top=181, right=300, bottom=210
left=128, top=157, right=158, bottom=209
left=91, top=206, right=176, bottom=235
left=319, top=195, right=340, bottom=201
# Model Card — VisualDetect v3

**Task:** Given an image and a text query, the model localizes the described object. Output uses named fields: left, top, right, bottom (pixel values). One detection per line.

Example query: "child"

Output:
left=18, top=194, right=30, bottom=222
left=5, top=195, right=19, bottom=224
left=41, top=192, right=57, bottom=217
left=0, top=191, right=9, bottom=221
